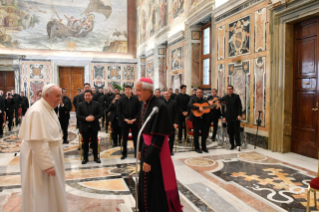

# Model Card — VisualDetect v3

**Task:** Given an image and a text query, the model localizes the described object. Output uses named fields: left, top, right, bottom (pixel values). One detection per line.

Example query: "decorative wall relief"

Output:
left=93, top=65, right=105, bottom=80
left=171, top=46, right=183, bottom=71
left=107, top=66, right=121, bottom=80
left=158, top=57, right=166, bottom=89
left=228, top=15, right=251, bottom=58
left=30, top=81, right=44, bottom=104
left=217, top=64, right=225, bottom=97
left=29, top=64, right=44, bottom=79
left=217, top=26, right=225, bottom=60
left=158, top=48, right=165, bottom=55
left=123, top=66, right=135, bottom=80
left=146, top=59, right=154, bottom=79
left=255, top=8, right=267, bottom=52
left=228, top=60, right=250, bottom=122
left=254, top=57, right=266, bottom=127
left=191, top=43, right=200, bottom=88
left=192, top=31, right=200, bottom=40
left=171, top=73, right=182, bottom=90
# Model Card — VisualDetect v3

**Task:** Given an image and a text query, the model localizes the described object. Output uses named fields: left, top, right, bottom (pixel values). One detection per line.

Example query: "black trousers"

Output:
left=178, top=114, right=187, bottom=140
left=6, top=112, right=13, bottom=131
left=0, top=112, right=3, bottom=135
left=101, top=109, right=106, bottom=127
left=193, top=121, right=209, bottom=150
left=211, top=116, right=219, bottom=139
left=60, top=119, right=69, bottom=143
left=227, top=120, right=241, bottom=147
left=82, top=128, right=98, bottom=159
left=14, top=108, right=19, bottom=125
left=121, top=124, right=138, bottom=157
left=111, top=121, right=121, bottom=146
left=169, top=128, right=175, bottom=153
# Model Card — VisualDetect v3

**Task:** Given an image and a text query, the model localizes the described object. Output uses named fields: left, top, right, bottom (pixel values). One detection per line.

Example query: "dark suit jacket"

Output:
left=107, top=100, right=119, bottom=123
left=19, top=96, right=29, bottom=111
left=117, top=95, right=140, bottom=127
left=73, top=94, right=80, bottom=110
left=5, top=98, right=14, bottom=113
left=163, top=99, right=179, bottom=125
left=219, top=94, right=242, bottom=122
left=77, top=100, right=102, bottom=132
left=59, top=96, right=72, bottom=121
left=187, top=96, right=210, bottom=124
left=0, top=97, right=5, bottom=115
left=12, top=94, right=20, bottom=109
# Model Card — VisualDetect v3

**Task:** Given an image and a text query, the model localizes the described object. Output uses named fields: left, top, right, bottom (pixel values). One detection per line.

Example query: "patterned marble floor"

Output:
left=0, top=113, right=319, bottom=211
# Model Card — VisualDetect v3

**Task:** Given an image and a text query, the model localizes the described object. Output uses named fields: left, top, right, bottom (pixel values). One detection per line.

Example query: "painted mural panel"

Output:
left=228, top=15, right=250, bottom=58
left=171, top=73, right=182, bottom=91
left=217, top=64, right=224, bottom=97
left=0, top=0, right=127, bottom=53
left=171, top=46, right=183, bottom=71
left=217, top=25, right=225, bottom=61
left=255, top=8, right=266, bottom=52
left=228, top=60, right=250, bottom=122
left=254, top=57, right=266, bottom=127
left=30, top=81, right=44, bottom=104
left=107, top=66, right=121, bottom=80
left=172, top=0, right=185, bottom=19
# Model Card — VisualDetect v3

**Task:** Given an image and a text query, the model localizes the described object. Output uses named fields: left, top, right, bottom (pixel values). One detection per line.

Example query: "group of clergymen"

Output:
left=0, top=89, right=29, bottom=138
left=63, top=82, right=243, bottom=165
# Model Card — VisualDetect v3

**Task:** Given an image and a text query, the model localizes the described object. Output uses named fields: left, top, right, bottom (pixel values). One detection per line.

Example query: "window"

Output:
left=201, top=23, right=211, bottom=88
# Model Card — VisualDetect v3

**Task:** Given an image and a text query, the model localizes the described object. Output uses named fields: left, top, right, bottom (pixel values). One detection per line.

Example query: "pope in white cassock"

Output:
left=18, top=84, right=68, bottom=212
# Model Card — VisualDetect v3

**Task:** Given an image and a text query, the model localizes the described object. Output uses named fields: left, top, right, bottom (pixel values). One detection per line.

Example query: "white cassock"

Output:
left=18, top=98, right=68, bottom=212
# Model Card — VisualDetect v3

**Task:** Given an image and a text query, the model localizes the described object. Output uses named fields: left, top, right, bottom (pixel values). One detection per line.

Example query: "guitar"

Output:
left=192, top=97, right=221, bottom=117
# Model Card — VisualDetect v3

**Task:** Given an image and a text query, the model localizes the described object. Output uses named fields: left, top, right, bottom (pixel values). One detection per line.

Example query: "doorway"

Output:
left=0, top=71, right=15, bottom=95
left=291, top=17, right=319, bottom=158
left=59, top=67, right=84, bottom=111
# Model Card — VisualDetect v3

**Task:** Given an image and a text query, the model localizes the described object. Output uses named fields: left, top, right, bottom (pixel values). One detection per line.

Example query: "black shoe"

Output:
left=121, top=156, right=127, bottom=160
left=202, top=149, right=209, bottom=153
left=229, top=146, right=235, bottom=150
left=196, top=149, right=202, bottom=154
left=94, top=158, right=101, bottom=163
left=82, top=159, right=88, bottom=164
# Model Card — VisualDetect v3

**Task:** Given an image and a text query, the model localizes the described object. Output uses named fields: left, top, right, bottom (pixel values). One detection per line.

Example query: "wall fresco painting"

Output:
left=171, top=46, right=183, bottom=72
left=254, top=57, right=266, bottom=127
left=228, top=15, right=250, bottom=58
left=29, top=81, right=44, bottom=104
left=146, top=59, right=154, bottom=79
left=171, top=73, right=182, bottom=91
left=228, top=60, right=250, bottom=122
left=172, top=0, right=185, bottom=19
left=0, top=0, right=127, bottom=53
left=255, top=8, right=266, bottom=52
left=158, top=57, right=166, bottom=89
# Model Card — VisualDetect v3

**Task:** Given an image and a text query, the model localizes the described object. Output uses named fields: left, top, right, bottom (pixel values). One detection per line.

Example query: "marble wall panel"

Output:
left=123, top=65, right=135, bottom=81
left=191, top=43, right=200, bottom=88
left=255, top=8, right=267, bottom=52
left=254, top=57, right=266, bottom=127
left=158, top=57, right=166, bottom=89
left=228, top=60, right=250, bottom=122
left=228, top=15, right=251, bottom=58
left=93, top=65, right=105, bottom=80
left=141, top=65, right=146, bottom=78
left=217, top=26, right=225, bottom=61
left=217, top=64, right=225, bottom=97
left=107, top=66, right=122, bottom=80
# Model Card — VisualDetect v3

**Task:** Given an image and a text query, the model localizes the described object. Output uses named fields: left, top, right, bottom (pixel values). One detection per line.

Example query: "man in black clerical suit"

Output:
left=163, top=91, right=179, bottom=155
left=19, top=92, right=29, bottom=116
left=0, top=95, right=5, bottom=138
left=5, top=92, right=14, bottom=131
left=101, top=88, right=115, bottom=132
left=11, top=89, right=20, bottom=126
left=59, top=89, right=72, bottom=144
left=78, top=83, right=97, bottom=105
left=77, top=90, right=103, bottom=164
left=73, top=89, right=81, bottom=129
left=107, top=93, right=121, bottom=147
left=117, top=85, right=140, bottom=160
left=176, top=84, right=190, bottom=143
left=207, top=89, right=222, bottom=141
left=188, top=89, right=210, bottom=153
left=169, top=88, right=176, bottom=100
left=218, top=85, right=243, bottom=151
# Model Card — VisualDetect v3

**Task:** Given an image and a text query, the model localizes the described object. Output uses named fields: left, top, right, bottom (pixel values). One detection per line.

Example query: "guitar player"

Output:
left=207, top=89, right=222, bottom=142
left=188, top=89, right=210, bottom=154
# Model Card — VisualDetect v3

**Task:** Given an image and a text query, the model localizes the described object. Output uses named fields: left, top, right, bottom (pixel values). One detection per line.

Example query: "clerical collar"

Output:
left=86, top=101, right=92, bottom=104
left=144, top=95, right=153, bottom=105
left=165, top=99, right=169, bottom=102
left=126, top=95, right=132, bottom=99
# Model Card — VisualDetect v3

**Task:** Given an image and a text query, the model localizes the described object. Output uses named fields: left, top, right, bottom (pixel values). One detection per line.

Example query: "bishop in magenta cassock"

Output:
left=135, top=78, right=183, bottom=212
left=18, top=84, right=68, bottom=212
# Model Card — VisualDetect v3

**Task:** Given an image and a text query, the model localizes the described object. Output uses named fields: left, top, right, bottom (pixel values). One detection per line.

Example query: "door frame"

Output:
left=269, top=0, right=319, bottom=153
left=52, top=61, right=90, bottom=85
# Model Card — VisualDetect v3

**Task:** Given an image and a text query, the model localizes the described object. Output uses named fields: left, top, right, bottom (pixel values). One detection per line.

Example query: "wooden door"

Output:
left=292, top=18, right=319, bottom=158
left=59, top=67, right=84, bottom=111
left=0, top=71, right=15, bottom=94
